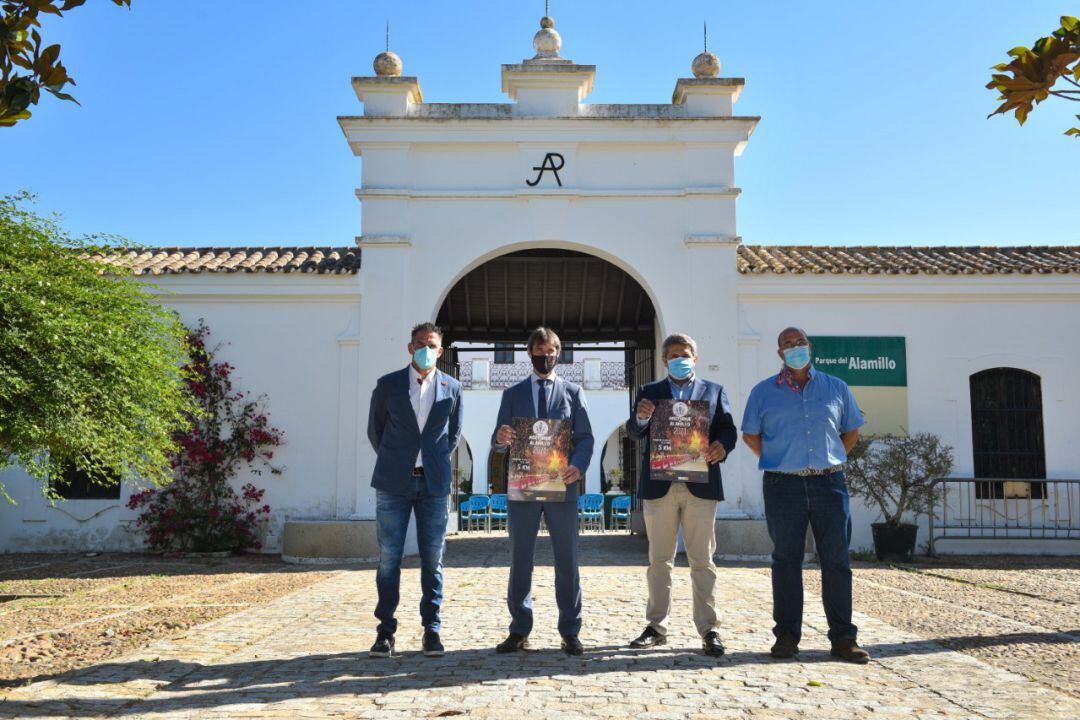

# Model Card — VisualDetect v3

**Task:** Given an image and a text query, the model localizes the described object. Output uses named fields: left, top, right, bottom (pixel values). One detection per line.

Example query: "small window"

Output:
left=558, top=344, right=574, bottom=364
left=52, top=465, right=121, bottom=500
left=493, top=343, right=514, bottom=365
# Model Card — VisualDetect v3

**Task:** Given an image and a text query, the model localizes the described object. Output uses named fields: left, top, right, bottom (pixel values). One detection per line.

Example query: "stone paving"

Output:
left=2, top=534, right=1079, bottom=719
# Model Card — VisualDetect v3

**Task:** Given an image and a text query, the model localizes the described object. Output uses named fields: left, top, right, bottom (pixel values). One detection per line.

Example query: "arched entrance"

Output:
left=434, top=248, right=658, bottom=518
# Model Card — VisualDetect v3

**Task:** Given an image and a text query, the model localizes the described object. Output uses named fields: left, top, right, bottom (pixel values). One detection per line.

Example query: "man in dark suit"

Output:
left=491, top=327, right=594, bottom=656
left=366, top=322, right=463, bottom=658
left=625, top=333, right=737, bottom=656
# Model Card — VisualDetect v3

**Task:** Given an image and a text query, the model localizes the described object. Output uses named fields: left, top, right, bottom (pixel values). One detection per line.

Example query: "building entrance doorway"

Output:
left=433, top=249, right=659, bottom=528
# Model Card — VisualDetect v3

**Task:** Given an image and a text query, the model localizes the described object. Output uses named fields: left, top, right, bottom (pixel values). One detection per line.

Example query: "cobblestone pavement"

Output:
left=2, top=535, right=1078, bottom=719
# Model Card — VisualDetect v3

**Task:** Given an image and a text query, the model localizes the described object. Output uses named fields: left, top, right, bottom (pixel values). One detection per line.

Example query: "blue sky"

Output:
left=3, top=1, right=1077, bottom=248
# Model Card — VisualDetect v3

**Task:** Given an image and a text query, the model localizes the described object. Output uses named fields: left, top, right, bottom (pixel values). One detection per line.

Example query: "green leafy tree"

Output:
left=1, top=0, right=132, bottom=127
left=0, top=191, right=196, bottom=501
left=987, top=15, right=1080, bottom=137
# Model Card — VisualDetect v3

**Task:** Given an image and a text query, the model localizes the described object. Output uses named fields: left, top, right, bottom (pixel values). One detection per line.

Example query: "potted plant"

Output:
left=844, top=432, right=954, bottom=562
left=607, top=467, right=623, bottom=493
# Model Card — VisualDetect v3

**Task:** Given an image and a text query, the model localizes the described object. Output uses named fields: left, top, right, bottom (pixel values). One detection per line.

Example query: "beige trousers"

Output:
left=643, top=482, right=719, bottom=637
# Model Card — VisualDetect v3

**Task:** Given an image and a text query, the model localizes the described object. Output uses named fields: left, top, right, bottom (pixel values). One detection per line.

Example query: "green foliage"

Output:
left=987, top=15, right=1080, bottom=137
left=0, top=191, right=196, bottom=500
left=845, top=433, right=955, bottom=527
left=1, top=0, right=132, bottom=127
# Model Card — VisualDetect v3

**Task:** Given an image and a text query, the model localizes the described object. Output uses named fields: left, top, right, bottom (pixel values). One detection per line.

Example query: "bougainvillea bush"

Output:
left=127, top=321, right=284, bottom=552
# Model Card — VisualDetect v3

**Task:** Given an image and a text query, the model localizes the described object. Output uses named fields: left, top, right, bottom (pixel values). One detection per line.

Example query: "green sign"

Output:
left=807, top=336, right=907, bottom=387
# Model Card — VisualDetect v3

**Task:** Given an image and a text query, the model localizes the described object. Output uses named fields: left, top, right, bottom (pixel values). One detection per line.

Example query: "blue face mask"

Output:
left=667, top=357, right=694, bottom=380
left=413, top=346, right=438, bottom=371
left=782, top=345, right=811, bottom=370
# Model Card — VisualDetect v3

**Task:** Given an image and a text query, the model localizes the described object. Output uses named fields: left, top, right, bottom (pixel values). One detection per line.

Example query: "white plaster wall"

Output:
left=0, top=274, right=362, bottom=553
left=733, top=274, right=1080, bottom=554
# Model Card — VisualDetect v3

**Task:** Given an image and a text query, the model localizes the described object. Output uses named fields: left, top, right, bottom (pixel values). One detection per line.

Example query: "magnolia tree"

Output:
left=844, top=433, right=955, bottom=528
left=128, top=322, right=284, bottom=553
left=987, top=15, right=1080, bottom=137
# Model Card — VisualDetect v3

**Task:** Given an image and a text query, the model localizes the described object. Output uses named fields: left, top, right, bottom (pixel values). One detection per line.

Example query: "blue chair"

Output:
left=469, top=494, right=491, bottom=532
left=610, top=494, right=632, bottom=532
left=578, top=493, right=605, bottom=532
left=489, top=493, right=508, bottom=531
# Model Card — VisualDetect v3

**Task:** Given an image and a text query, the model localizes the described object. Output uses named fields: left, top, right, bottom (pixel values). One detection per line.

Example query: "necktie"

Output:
left=537, top=380, right=549, bottom=419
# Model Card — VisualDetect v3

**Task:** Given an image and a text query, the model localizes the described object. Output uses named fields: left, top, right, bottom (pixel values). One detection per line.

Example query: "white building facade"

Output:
left=2, top=15, right=1079, bottom=557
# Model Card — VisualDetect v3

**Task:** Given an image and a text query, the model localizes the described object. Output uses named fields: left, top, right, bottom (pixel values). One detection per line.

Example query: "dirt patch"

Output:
left=0, top=553, right=338, bottom=691
left=778, top=555, right=1080, bottom=700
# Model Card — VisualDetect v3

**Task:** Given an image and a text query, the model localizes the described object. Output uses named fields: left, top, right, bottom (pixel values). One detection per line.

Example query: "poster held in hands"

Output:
left=649, top=399, right=710, bottom=483
left=508, top=417, right=572, bottom=501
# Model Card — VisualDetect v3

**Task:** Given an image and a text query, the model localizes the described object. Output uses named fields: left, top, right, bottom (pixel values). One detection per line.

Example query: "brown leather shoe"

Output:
left=830, top=638, right=870, bottom=664
left=769, top=632, right=798, bottom=659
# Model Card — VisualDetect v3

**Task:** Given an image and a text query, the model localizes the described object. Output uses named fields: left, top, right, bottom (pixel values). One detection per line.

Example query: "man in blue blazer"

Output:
left=491, top=327, right=594, bottom=656
left=625, top=333, right=737, bottom=657
left=366, top=322, right=463, bottom=659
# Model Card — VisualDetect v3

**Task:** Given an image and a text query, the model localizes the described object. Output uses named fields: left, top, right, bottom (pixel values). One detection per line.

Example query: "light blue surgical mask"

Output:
left=782, top=345, right=811, bottom=370
left=667, top=357, right=695, bottom=380
left=413, top=346, right=438, bottom=371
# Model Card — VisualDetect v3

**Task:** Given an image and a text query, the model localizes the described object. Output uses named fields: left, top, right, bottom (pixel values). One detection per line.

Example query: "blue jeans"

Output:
left=374, top=485, right=449, bottom=635
left=763, top=471, right=857, bottom=645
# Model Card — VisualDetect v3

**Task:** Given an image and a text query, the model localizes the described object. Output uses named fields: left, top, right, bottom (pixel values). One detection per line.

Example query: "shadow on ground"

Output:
left=2, top=630, right=1077, bottom=718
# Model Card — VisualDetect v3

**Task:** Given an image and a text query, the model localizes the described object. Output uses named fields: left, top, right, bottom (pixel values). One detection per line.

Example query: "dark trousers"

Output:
left=763, top=471, right=857, bottom=644
left=506, top=491, right=582, bottom=637
left=374, top=482, right=449, bottom=635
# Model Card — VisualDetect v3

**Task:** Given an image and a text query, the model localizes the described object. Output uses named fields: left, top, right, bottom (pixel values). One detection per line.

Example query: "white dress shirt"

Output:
left=410, top=365, right=437, bottom=468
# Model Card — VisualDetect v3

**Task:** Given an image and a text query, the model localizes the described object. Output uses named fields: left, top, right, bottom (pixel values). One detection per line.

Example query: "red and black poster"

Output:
left=508, top=417, right=572, bottom=501
left=649, top=400, right=710, bottom=483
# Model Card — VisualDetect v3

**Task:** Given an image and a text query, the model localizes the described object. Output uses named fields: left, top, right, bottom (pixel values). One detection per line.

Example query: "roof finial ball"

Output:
left=533, top=1, right=562, bottom=59
left=692, top=21, right=720, bottom=78
left=374, top=19, right=403, bottom=77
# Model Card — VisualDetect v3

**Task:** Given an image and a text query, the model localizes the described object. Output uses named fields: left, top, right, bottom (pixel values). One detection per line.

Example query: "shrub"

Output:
left=127, top=322, right=283, bottom=552
left=845, top=432, right=954, bottom=527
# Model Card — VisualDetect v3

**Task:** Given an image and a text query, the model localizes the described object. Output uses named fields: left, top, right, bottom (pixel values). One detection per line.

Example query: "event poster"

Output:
left=649, top=400, right=710, bottom=483
left=507, top=417, right=571, bottom=501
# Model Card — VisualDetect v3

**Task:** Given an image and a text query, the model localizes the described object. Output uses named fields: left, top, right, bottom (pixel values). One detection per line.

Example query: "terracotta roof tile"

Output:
left=736, top=246, right=1080, bottom=276
left=87, top=246, right=361, bottom=276
left=88, top=244, right=1080, bottom=277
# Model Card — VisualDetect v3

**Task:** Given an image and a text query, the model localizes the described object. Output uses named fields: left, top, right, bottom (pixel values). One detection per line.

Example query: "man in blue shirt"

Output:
left=741, top=327, right=870, bottom=664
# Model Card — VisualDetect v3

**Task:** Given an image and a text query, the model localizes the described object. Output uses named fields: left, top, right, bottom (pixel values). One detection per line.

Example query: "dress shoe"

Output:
left=369, top=631, right=395, bottom=658
left=422, top=630, right=445, bottom=657
left=629, top=625, right=667, bottom=649
left=561, top=634, right=584, bottom=656
left=770, top=631, right=798, bottom=659
left=702, top=630, right=725, bottom=657
left=830, top=637, right=870, bottom=664
left=495, top=632, right=530, bottom=653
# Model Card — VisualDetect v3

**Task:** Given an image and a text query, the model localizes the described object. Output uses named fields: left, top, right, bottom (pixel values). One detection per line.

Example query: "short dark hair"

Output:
left=526, top=326, right=561, bottom=354
left=662, top=332, right=698, bottom=359
left=411, top=322, right=443, bottom=344
left=776, top=326, right=807, bottom=347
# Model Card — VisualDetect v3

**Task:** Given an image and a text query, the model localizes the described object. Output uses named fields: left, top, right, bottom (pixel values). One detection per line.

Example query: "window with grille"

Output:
left=493, top=343, right=514, bottom=365
left=558, top=344, right=574, bottom=364
left=969, top=368, right=1046, bottom=500
left=51, top=465, right=121, bottom=500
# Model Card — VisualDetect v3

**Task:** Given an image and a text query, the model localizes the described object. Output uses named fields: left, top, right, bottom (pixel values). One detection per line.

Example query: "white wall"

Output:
left=0, top=274, right=362, bottom=553
left=733, top=274, right=1080, bottom=553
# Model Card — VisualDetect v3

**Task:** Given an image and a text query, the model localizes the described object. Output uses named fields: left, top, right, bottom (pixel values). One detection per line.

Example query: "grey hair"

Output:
left=662, top=332, right=698, bottom=358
